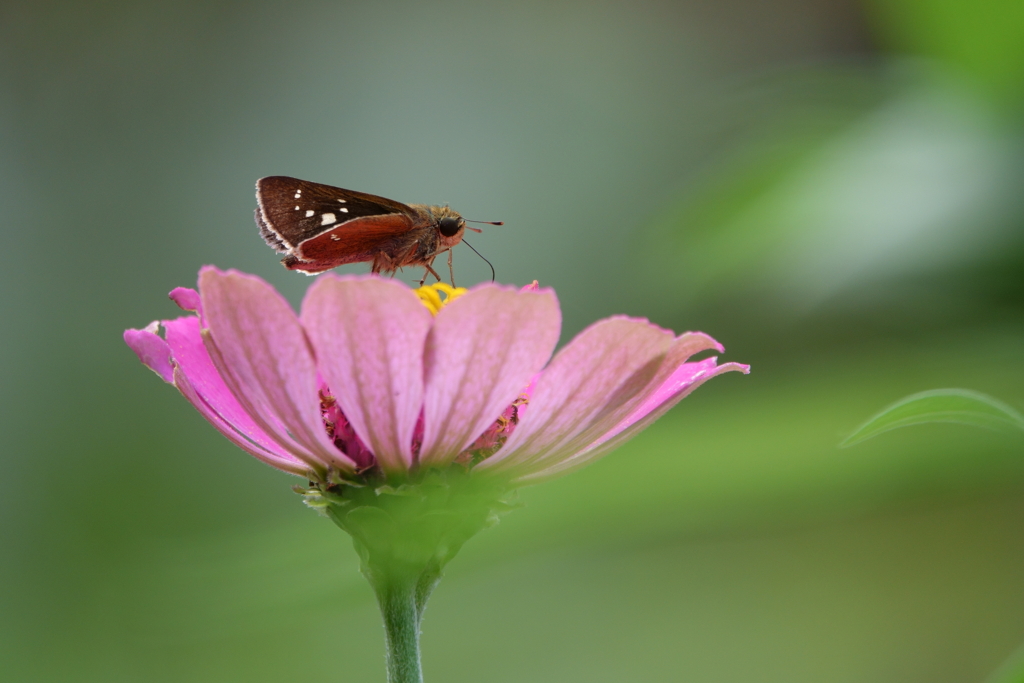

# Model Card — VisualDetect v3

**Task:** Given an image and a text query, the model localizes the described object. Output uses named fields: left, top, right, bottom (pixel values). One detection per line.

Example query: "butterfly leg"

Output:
left=419, top=258, right=442, bottom=287
left=446, top=249, right=457, bottom=287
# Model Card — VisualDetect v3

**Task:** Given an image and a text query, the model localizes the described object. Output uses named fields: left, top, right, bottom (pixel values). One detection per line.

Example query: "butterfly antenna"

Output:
left=461, top=238, right=495, bottom=282
left=463, top=219, right=502, bottom=234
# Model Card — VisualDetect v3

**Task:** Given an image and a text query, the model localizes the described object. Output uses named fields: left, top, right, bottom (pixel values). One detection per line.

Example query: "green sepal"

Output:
left=297, top=469, right=516, bottom=584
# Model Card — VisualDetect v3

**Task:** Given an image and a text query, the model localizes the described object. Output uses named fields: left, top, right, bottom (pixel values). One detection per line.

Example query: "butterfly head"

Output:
left=429, top=205, right=467, bottom=246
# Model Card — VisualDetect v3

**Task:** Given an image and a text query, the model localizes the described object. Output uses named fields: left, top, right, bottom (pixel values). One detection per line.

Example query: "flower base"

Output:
left=296, top=471, right=517, bottom=683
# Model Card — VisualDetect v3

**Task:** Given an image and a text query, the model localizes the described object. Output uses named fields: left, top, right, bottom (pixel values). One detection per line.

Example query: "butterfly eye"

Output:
left=438, top=217, right=462, bottom=237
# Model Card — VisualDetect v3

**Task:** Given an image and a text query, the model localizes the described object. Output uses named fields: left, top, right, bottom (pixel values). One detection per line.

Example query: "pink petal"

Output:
left=169, top=287, right=202, bottom=315
left=300, top=275, right=433, bottom=475
left=518, top=357, right=750, bottom=483
left=124, top=323, right=174, bottom=383
left=545, top=332, right=724, bottom=459
left=418, top=284, right=561, bottom=468
left=590, top=335, right=739, bottom=448
left=478, top=316, right=676, bottom=475
left=163, top=315, right=313, bottom=474
left=199, top=267, right=354, bottom=473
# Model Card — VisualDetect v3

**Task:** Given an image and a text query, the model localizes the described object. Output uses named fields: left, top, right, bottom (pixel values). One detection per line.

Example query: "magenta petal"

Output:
left=172, top=366, right=310, bottom=476
left=199, top=267, right=353, bottom=473
left=124, top=324, right=174, bottom=383
left=169, top=287, right=202, bottom=314
left=300, top=275, right=433, bottom=475
left=580, top=331, right=725, bottom=449
left=163, top=315, right=312, bottom=471
left=592, top=357, right=751, bottom=450
left=520, top=357, right=750, bottom=482
left=418, top=284, right=561, bottom=468
left=593, top=335, right=736, bottom=447
left=479, top=316, right=675, bottom=475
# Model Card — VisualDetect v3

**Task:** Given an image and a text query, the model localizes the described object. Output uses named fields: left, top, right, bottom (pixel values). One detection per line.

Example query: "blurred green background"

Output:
left=3, top=0, right=1024, bottom=681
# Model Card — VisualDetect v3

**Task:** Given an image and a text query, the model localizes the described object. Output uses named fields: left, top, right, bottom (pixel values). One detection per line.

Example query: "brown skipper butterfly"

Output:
left=255, top=176, right=498, bottom=285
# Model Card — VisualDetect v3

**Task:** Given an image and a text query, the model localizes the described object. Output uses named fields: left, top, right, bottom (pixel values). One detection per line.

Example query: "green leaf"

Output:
left=841, top=388, right=1024, bottom=447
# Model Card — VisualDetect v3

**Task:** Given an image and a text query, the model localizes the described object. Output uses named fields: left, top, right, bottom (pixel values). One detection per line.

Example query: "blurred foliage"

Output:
left=629, top=67, right=1024, bottom=347
left=2, top=0, right=1024, bottom=681
left=988, top=644, right=1024, bottom=683
left=865, top=0, right=1024, bottom=109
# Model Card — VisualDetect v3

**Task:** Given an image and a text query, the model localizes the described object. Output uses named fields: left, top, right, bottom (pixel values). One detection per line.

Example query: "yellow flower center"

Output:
left=414, top=282, right=468, bottom=316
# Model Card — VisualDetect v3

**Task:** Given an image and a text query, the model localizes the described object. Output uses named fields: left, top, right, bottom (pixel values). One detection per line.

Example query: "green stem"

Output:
left=376, top=576, right=425, bottom=683
left=309, top=472, right=515, bottom=683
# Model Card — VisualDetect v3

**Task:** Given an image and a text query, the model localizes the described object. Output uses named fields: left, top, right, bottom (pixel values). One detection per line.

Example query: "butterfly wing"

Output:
left=285, top=213, right=418, bottom=274
left=255, top=176, right=417, bottom=253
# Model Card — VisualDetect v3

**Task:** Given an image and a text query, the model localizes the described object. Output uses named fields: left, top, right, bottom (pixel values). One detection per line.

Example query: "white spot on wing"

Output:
left=330, top=234, right=341, bottom=241
left=294, top=190, right=302, bottom=199
left=305, top=210, right=315, bottom=217
left=340, top=207, right=349, bottom=213
left=338, top=199, right=347, bottom=203
left=321, top=213, right=336, bottom=226
left=294, top=206, right=300, bottom=210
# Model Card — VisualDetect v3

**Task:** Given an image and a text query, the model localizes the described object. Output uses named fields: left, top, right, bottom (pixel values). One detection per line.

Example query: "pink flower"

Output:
left=125, top=267, right=748, bottom=485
